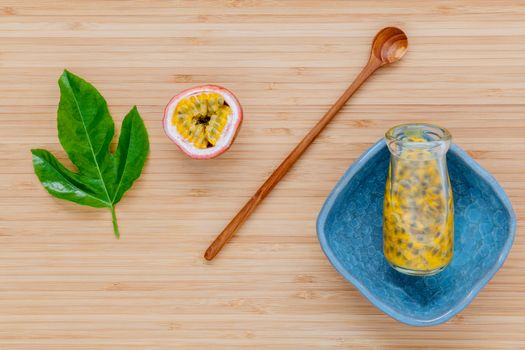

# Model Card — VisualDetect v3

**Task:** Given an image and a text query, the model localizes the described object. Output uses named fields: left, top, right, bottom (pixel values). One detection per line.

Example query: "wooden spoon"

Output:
left=204, top=27, right=408, bottom=261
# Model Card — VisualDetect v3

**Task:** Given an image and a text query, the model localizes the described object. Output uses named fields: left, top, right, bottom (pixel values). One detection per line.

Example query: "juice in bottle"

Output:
left=383, top=124, right=453, bottom=276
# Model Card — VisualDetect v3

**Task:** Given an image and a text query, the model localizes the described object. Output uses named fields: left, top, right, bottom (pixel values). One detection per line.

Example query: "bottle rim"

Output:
left=385, top=123, right=451, bottom=144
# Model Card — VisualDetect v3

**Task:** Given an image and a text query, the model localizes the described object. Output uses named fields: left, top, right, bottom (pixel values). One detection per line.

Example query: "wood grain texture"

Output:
left=0, top=0, right=524, bottom=348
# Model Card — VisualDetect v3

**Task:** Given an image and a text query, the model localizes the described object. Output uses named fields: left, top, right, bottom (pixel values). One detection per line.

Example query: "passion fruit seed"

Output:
left=172, top=93, right=231, bottom=149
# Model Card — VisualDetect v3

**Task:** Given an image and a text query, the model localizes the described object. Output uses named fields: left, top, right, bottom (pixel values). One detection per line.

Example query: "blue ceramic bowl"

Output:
left=317, top=140, right=516, bottom=326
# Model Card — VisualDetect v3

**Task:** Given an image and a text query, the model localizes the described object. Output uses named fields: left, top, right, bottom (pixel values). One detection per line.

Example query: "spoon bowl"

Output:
left=371, top=27, right=408, bottom=65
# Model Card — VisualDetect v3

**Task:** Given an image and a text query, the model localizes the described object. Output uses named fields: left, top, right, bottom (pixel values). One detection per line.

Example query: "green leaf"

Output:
left=113, top=106, right=149, bottom=204
left=31, top=149, right=109, bottom=208
left=58, top=70, right=116, bottom=194
left=31, top=70, right=149, bottom=238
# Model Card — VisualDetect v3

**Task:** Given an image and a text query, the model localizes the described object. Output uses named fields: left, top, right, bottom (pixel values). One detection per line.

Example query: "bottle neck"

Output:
left=385, top=123, right=451, bottom=160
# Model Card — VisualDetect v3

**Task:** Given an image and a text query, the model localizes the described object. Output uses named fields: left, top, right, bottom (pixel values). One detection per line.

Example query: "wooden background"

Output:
left=0, top=1, right=524, bottom=349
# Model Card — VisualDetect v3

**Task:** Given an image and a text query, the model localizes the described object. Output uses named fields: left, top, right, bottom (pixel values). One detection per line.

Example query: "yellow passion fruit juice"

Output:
left=383, top=124, right=453, bottom=276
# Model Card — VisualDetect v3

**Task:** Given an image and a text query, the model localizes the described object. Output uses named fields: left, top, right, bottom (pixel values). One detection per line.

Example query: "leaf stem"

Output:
left=111, top=206, right=120, bottom=239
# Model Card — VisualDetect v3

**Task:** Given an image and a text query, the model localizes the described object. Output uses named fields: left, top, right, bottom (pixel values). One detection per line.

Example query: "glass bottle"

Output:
left=383, top=123, right=453, bottom=276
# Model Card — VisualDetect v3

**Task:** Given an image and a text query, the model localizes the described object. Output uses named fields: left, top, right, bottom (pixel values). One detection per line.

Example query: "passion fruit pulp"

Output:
left=163, top=85, right=242, bottom=159
left=174, top=93, right=230, bottom=149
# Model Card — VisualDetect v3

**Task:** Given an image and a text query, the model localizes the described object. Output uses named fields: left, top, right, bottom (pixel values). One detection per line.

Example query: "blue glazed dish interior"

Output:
left=317, top=139, right=516, bottom=326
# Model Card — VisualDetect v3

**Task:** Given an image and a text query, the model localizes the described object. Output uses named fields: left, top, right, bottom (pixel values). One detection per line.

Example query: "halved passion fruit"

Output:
left=163, top=85, right=243, bottom=159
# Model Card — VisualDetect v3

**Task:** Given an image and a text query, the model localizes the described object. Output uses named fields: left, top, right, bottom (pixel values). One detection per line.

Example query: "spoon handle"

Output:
left=204, top=57, right=382, bottom=261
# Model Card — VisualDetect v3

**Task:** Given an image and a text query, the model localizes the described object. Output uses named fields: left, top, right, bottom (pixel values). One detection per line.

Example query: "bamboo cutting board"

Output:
left=0, top=1, right=524, bottom=349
